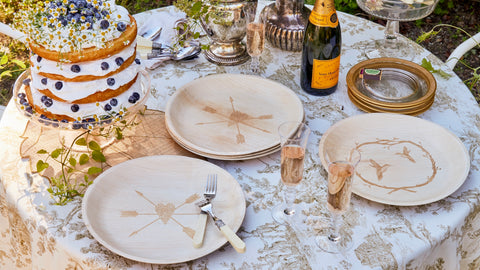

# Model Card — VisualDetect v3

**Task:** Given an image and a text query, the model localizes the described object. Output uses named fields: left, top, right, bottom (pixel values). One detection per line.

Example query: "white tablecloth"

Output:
left=1, top=1, right=480, bottom=269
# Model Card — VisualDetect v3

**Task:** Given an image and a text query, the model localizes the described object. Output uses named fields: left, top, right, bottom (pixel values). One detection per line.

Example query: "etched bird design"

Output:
left=369, top=159, right=390, bottom=181
left=396, top=146, right=416, bottom=163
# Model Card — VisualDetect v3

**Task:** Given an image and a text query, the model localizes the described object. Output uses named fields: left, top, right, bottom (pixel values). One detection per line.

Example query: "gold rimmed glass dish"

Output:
left=346, top=58, right=436, bottom=115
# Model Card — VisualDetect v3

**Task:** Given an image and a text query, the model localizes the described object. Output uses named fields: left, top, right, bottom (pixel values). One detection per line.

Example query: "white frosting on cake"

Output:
left=20, top=0, right=146, bottom=123
left=30, top=64, right=140, bottom=102
left=28, top=75, right=143, bottom=120
left=31, top=41, right=136, bottom=78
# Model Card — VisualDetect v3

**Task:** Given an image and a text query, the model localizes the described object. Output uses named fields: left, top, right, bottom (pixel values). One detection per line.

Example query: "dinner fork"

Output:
left=193, top=174, right=217, bottom=248
left=204, top=174, right=217, bottom=201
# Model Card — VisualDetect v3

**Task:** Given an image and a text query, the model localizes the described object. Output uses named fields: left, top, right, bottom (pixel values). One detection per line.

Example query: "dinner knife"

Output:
left=197, top=200, right=246, bottom=253
left=192, top=213, right=207, bottom=248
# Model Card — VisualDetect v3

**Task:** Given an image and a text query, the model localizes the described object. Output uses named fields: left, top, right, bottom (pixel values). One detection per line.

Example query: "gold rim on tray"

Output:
left=346, top=58, right=436, bottom=115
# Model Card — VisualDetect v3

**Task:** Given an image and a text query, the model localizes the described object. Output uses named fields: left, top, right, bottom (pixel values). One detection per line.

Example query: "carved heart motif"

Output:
left=155, top=202, right=176, bottom=224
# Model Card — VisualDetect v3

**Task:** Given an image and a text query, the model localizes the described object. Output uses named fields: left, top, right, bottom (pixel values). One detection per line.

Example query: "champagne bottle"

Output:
left=300, top=0, right=342, bottom=96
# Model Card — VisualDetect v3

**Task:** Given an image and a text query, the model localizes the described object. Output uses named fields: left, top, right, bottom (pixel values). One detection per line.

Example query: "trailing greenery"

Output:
left=420, top=58, right=451, bottom=79
left=418, top=24, right=479, bottom=92
left=34, top=111, right=142, bottom=205
left=36, top=132, right=106, bottom=205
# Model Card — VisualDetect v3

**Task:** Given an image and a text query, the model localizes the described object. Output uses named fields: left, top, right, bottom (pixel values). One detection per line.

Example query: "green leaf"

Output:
left=69, top=157, right=77, bottom=167
left=0, top=70, right=12, bottom=78
left=437, top=69, right=452, bottom=79
left=192, top=1, right=202, bottom=13
left=92, top=150, right=106, bottom=162
left=87, top=166, right=103, bottom=175
left=79, top=153, right=89, bottom=165
left=36, top=160, right=49, bottom=172
left=37, top=149, right=48, bottom=154
left=51, top=148, right=62, bottom=159
left=421, top=58, right=452, bottom=79
left=75, top=137, right=87, bottom=146
left=11, top=59, right=27, bottom=69
left=416, top=30, right=439, bottom=43
left=88, top=141, right=101, bottom=151
left=0, top=54, right=8, bottom=65
left=421, top=58, right=434, bottom=72
left=115, top=127, right=123, bottom=140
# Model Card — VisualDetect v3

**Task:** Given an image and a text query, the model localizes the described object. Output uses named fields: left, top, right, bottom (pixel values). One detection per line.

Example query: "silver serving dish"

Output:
left=200, top=0, right=258, bottom=65
left=261, top=0, right=310, bottom=51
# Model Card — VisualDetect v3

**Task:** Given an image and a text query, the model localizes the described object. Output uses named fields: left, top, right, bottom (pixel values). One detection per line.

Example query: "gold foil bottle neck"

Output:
left=312, top=0, right=336, bottom=13
left=310, top=0, right=338, bottom=28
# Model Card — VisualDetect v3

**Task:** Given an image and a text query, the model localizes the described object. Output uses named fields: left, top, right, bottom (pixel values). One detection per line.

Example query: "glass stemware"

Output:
left=316, top=149, right=361, bottom=253
left=272, top=121, right=311, bottom=224
left=356, top=0, right=440, bottom=60
left=245, top=6, right=265, bottom=74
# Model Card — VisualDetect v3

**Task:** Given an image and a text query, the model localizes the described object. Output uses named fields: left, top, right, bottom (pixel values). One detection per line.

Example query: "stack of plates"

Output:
left=346, top=58, right=436, bottom=116
left=165, top=74, right=304, bottom=160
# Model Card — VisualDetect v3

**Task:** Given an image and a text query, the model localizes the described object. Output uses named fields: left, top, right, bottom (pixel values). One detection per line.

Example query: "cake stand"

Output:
left=356, top=0, right=440, bottom=60
left=13, top=69, right=151, bottom=152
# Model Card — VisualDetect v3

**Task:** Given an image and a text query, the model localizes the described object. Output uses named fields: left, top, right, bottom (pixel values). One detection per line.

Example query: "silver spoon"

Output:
left=149, top=45, right=201, bottom=61
left=139, top=26, right=163, bottom=41
left=173, top=45, right=201, bottom=61
left=146, top=45, right=201, bottom=69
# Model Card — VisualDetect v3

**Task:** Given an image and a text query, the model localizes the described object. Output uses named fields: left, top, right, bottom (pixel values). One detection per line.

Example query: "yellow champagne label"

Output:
left=311, top=56, right=340, bottom=89
left=309, top=10, right=338, bottom=28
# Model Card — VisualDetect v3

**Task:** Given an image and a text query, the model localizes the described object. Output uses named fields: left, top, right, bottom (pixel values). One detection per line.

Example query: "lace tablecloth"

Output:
left=1, top=2, right=480, bottom=269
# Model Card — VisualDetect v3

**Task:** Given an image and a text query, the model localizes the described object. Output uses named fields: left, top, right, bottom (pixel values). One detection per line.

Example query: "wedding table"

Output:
left=1, top=1, right=480, bottom=269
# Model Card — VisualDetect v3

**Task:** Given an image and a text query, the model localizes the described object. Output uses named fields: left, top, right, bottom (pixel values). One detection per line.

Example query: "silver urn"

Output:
left=201, top=0, right=258, bottom=65
left=261, top=0, right=310, bottom=51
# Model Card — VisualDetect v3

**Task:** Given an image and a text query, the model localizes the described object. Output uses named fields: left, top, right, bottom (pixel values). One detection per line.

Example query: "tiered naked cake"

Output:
left=16, top=0, right=144, bottom=125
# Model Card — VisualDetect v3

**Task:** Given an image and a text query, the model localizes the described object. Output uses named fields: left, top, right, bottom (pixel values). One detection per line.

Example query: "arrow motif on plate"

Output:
left=196, top=96, right=273, bottom=144
left=121, top=191, right=200, bottom=238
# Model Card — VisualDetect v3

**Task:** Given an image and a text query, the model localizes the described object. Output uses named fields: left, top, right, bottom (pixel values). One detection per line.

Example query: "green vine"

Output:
left=35, top=110, right=142, bottom=205
left=36, top=131, right=105, bottom=205
left=420, top=58, right=451, bottom=79
left=417, top=24, right=479, bottom=91
left=172, top=0, right=224, bottom=50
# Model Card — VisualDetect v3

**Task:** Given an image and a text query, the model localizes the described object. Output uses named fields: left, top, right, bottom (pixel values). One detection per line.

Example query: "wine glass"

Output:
left=316, top=149, right=361, bottom=253
left=271, top=121, right=311, bottom=224
left=245, top=6, right=265, bottom=74
left=356, top=0, right=440, bottom=60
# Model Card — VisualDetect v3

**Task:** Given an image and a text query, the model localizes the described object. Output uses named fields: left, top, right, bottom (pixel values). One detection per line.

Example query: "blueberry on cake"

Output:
left=16, top=0, right=144, bottom=124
